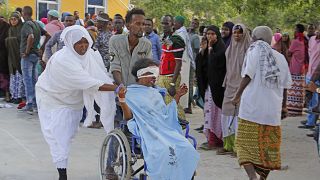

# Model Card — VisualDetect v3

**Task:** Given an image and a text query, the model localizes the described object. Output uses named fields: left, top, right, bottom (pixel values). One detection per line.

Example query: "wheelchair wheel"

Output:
left=99, top=129, right=132, bottom=180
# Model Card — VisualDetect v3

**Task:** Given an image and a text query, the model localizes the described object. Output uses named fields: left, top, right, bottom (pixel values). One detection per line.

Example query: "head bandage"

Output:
left=137, top=66, right=159, bottom=79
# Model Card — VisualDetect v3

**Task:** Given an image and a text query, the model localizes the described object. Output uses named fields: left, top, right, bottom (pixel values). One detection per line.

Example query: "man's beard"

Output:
left=136, top=32, right=143, bottom=38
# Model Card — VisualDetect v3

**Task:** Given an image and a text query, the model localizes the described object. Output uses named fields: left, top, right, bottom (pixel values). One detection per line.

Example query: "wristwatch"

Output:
left=169, top=82, right=175, bottom=87
left=316, top=87, right=320, bottom=94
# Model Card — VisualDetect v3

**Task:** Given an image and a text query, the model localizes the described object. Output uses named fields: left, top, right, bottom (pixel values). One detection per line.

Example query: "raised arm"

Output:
left=98, top=84, right=117, bottom=91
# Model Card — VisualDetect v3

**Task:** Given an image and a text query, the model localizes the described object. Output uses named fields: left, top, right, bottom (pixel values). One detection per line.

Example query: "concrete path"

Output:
left=0, top=100, right=319, bottom=180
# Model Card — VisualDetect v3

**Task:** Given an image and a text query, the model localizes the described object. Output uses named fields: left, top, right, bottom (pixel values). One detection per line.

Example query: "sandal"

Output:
left=230, top=152, right=237, bottom=158
left=198, top=143, right=218, bottom=150
left=216, top=148, right=233, bottom=155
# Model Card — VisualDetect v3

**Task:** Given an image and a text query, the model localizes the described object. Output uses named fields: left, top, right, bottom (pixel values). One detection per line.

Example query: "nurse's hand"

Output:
left=117, top=86, right=127, bottom=98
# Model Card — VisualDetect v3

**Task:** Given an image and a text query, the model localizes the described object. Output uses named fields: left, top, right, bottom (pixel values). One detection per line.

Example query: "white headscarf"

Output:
left=38, top=25, right=116, bottom=133
left=245, top=26, right=288, bottom=89
left=60, top=25, right=93, bottom=60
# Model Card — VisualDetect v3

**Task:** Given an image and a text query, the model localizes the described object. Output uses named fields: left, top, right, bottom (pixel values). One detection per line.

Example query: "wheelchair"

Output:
left=99, top=121, right=197, bottom=180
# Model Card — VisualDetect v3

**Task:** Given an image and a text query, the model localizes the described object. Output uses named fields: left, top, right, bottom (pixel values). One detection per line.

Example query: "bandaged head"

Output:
left=137, top=66, right=159, bottom=79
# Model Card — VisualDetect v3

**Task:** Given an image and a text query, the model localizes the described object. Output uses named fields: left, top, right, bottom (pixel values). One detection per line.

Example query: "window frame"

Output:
left=36, top=0, right=60, bottom=20
left=86, top=0, right=107, bottom=15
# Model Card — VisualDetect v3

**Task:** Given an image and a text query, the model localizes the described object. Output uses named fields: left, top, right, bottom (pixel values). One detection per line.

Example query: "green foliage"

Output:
left=0, top=2, right=15, bottom=20
left=131, top=0, right=320, bottom=32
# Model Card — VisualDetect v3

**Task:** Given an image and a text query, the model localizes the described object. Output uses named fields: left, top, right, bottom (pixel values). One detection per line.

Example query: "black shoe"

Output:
left=298, top=125, right=315, bottom=129
left=306, top=133, right=315, bottom=137
left=300, top=120, right=307, bottom=125
left=57, top=168, right=67, bottom=180
left=194, top=125, right=204, bottom=131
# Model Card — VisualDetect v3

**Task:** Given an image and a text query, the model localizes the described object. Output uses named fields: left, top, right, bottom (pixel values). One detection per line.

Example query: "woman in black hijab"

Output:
left=5, top=12, right=24, bottom=103
left=0, top=16, right=10, bottom=101
left=196, top=25, right=226, bottom=150
left=221, top=21, right=234, bottom=48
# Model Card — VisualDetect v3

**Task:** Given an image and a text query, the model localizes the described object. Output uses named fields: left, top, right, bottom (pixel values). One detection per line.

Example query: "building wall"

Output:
left=7, top=0, right=129, bottom=19
left=8, top=0, right=36, bottom=19
left=60, top=0, right=85, bottom=18
left=107, top=0, right=129, bottom=18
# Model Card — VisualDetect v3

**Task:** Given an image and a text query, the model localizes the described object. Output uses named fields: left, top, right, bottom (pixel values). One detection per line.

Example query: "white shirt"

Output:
left=239, top=48, right=292, bottom=126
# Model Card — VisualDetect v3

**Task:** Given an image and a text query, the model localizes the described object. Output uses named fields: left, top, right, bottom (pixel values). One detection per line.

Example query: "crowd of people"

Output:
left=0, top=4, right=319, bottom=180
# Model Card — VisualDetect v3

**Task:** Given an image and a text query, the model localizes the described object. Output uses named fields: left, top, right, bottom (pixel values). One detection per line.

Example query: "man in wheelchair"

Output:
left=115, top=58, right=200, bottom=180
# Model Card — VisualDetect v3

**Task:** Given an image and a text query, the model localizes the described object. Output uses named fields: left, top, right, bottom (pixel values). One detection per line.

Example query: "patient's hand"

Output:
left=176, top=84, right=188, bottom=98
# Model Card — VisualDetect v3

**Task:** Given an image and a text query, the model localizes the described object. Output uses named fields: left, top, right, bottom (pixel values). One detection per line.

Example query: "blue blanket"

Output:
left=126, top=84, right=200, bottom=180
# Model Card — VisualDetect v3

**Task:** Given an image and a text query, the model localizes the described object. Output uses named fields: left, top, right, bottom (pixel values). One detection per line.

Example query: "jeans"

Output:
left=21, top=54, right=38, bottom=109
left=306, top=77, right=320, bottom=126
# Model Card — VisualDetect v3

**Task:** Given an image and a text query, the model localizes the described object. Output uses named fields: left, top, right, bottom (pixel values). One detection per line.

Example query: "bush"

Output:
left=0, top=3, right=14, bottom=20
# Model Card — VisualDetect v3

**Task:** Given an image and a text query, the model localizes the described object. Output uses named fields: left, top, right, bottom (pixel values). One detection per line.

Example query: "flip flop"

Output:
left=198, top=143, right=218, bottom=150
left=216, top=148, right=233, bottom=155
left=230, top=152, right=237, bottom=158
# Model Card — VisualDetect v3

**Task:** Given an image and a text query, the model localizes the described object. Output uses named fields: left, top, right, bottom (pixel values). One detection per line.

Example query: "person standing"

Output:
left=36, top=25, right=117, bottom=180
left=45, top=10, right=64, bottom=36
left=87, top=13, right=113, bottom=128
left=112, top=14, right=125, bottom=35
left=94, top=13, right=113, bottom=70
left=306, top=24, right=316, bottom=40
left=19, top=6, right=50, bottom=114
left=86, top=20, right=98, bottom=42
left=156, top=15, right=186, bottom=123
left=5, top=12, right=25, bottom=104
left=281, top=32, right=291, bottom=63
left=84, top=12, right=90, bottom=26
left=301, top=30, right=320, bottom=129
left=144, top=18, right=161, bottom=63
left=173, top=16, right=194, bottom=113
left=109, top=8, right=152, bottom=86
left=0, top=17, right=10, bottom=102
left=232, top=26, right=292, bottom=180
left=218, top=24, right=251, bottom=155
left=44, top=15, right=75, bottom=61
left=221, top=21, right=235, bottom=48
left=109, top=7, right=152, bottom=131
left=74, top=11, right=84, bottom=26
left=271, top=33, right=282, bottom=52
left=196, top=25, right=226, bottom=150
left=61, top=12, right=71, bottom=23
left=287, top=24, right=308, bottom=117
left=185, top=18, right=200, bottom=114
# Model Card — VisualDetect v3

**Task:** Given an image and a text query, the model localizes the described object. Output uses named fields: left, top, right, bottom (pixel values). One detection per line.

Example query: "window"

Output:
left=37, top=0, right=59, bottom=20
left=86, top=0, right=106, bottom=15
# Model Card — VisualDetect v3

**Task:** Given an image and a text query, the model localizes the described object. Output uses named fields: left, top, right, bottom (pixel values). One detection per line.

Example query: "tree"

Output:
left=131, top=0, right=320, bottom=32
